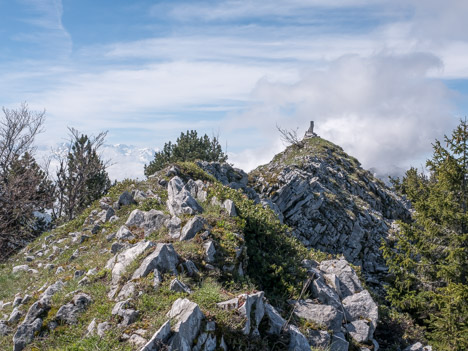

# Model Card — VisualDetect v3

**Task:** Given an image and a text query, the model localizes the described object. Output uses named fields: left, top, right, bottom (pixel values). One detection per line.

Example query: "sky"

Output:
left=1, top=0, right=467, bottom=180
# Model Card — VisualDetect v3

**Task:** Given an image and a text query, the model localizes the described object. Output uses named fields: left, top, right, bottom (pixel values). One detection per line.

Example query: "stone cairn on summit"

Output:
left=304, top=121, right=318, bottom=139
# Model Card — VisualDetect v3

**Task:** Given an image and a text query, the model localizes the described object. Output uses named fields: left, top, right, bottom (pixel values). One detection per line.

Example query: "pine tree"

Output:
left=144, top=130, right=227, bottom=176
left=383, top=119, right=468, bottom=350
left=55, top=129, right=111, bottom=220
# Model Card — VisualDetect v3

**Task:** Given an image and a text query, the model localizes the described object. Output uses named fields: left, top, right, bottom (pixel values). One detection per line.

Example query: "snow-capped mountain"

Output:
left=39, top=143, right=158, bottom=181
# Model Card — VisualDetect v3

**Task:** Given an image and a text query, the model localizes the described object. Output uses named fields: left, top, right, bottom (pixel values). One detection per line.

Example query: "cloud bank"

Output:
left=228, top=53, right=457, bottom=174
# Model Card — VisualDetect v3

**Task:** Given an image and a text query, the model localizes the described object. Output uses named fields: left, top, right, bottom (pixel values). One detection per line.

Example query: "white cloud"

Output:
left=227, top=53, right=458, bottom=174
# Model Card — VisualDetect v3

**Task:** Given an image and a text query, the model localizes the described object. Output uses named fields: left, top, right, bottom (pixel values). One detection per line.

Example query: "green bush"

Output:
left=144, top=130, right=227, bottom=176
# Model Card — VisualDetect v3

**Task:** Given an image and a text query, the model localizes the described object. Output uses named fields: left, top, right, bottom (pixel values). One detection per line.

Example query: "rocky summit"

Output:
left=249, top=137, right=411, bottom=276
left=0, top=137, right=430, bottom=351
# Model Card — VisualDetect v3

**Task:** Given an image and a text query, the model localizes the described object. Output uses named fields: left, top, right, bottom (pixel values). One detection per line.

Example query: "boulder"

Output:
left=132, top=243, right=179, bottom=279
left=55, top=293, right=92, bottom=325
left=288, top=325, right=311, bottom=351
left=12, top=265, right=30, bottom=274
left=140, top=320, right=171, bottom=351
left=118, top=282, right=136, bottom=300
left=183, top=260, right=199, bottom=277
left=342, top=290, right=378, bottom=335
left=293, top=300, right=343, bottom=333
left=125, top=209, right=168, bottom=236
left=311, top=275, right=342, bottom=308
left=222, top=199, right=237, bottom=216
left=115, top=226, right=135, bottom=241
left=153, top=269, right=163, bottom=290
left=167, top=176, right=203, bottom=216
left=203, top=241, right=216, bottom=263
left=8, top=307, right=23, bottom=324
left=345, top=320, right=371, bottom=343
left=169, top=279, right=192, bottom=294
left=40, top=280, right=64, bottom=300
left=167, top=216, right=182, bottom=238
left=264, top=303, right=286, bottom=335
left=0, top=320, right=11, bottom=336
left=238, top=292, right=265, bottom=336
left=97, top=321, right=112, bottom=337
left=306, top=329, right=330, bottom=348
left=13, top=317, right=42, bottom=351
left=22, top=298, right=51, bottom=325
left=180, top=216, right=206, bottom=241
left=106, top=240, right=153, bottom=284
left=330, top=332, right=349, bottom=351
left=319, top=259, right=363, bottom=298
left=166, top=298, right=204, bottom=351
left=112, top=299, right=139, bottom=326
left=118, top=191, right=137, bottom=207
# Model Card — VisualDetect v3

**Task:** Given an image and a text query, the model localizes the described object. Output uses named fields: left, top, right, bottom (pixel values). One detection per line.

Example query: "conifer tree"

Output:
left=55, top=129, right=110, bottom=220
left=144, top=130, right=227, bottom=176
left=384, top=119, right=468, bottom=350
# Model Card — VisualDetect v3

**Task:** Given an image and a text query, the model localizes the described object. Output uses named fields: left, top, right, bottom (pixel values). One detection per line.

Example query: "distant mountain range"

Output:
left=39, top=143, right=158, bottom=181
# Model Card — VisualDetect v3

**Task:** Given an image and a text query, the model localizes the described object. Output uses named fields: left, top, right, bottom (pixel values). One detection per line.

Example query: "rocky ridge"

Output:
left=0, top=139, right=429, bottom=351
left=248, top=137, right=411, bottom=280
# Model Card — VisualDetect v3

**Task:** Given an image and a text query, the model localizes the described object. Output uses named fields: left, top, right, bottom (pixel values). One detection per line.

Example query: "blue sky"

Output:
left=1, top=0, right=467, bottom=178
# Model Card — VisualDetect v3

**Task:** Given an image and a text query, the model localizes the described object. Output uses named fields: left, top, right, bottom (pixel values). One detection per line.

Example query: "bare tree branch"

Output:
left=276, top=124, right=304, bottom=148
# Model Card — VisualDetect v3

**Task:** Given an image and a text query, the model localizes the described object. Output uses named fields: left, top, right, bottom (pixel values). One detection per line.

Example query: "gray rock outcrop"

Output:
left=54, top=293, right=92, bottom=325
left=106, top=240, right=154, bottom=285
left=125, top=209, right=168, bottom=236
left=132, top=243, right=179, bottom=279
left=167, top=176, right=203, bottom=216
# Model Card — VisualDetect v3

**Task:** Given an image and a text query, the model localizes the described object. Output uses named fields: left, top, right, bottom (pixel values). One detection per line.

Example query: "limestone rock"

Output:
left=118, top=191, right=137, bottom=207
left=125, top=209, right=168, bottom=236
left=311, top=274, right=342, bottom=308
left=0, top=320, right=11, bottom=336
left=169, top=279, right=192, bottom=294
left=97, top=321, right=112, bottom=337
left=166, top=298, right=204, bottom=351
left=12, top=265, right=30, bottom=274
left=346, top=320, right=371, bottom=343
left=112, top=299, right=139, bottom=326
left=222, top=199, right=237, bottom=216
left=306, top=329, right=330, bottom=348
left=342, top=290, right=378, bottom=335
left=167, top=176, right=203, bottom=216
left=132, top=243, right=179, bottom=279
left=140, top=320, right=171, bottom=351
left=106, top=240, right=153, bottom=285
left=167, top=216, right=182, bottom=238
left=293, top=300, right=343, bottom=333
left=13, top=317, right=42, bottom=351
left=115, top=226, right=135, bottom=241
left=330, top=332, right=349, bottom=351
left=403, top=342, right=433, bottom=351
left=288, top=324, right=311, bottom=351
left=320, top=259, right=363, bottom=298
left=238, top=292, right=265, bottom=336
left=203, top=241, right=216, bottom=263
left=8, top=307, right=23, bottom=324
left=55, top=293, right=92, bottom=325
left=264, top=303, right=286, bottom=335
left=180, top=216, right=206, bottom=241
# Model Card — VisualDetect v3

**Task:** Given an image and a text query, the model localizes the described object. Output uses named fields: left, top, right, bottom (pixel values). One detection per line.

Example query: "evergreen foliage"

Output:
left=144, top=130, right=227, bottom=176
left=55, top=129, right=111, bottom=220
left=384, top=119, right=468, bottom=350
